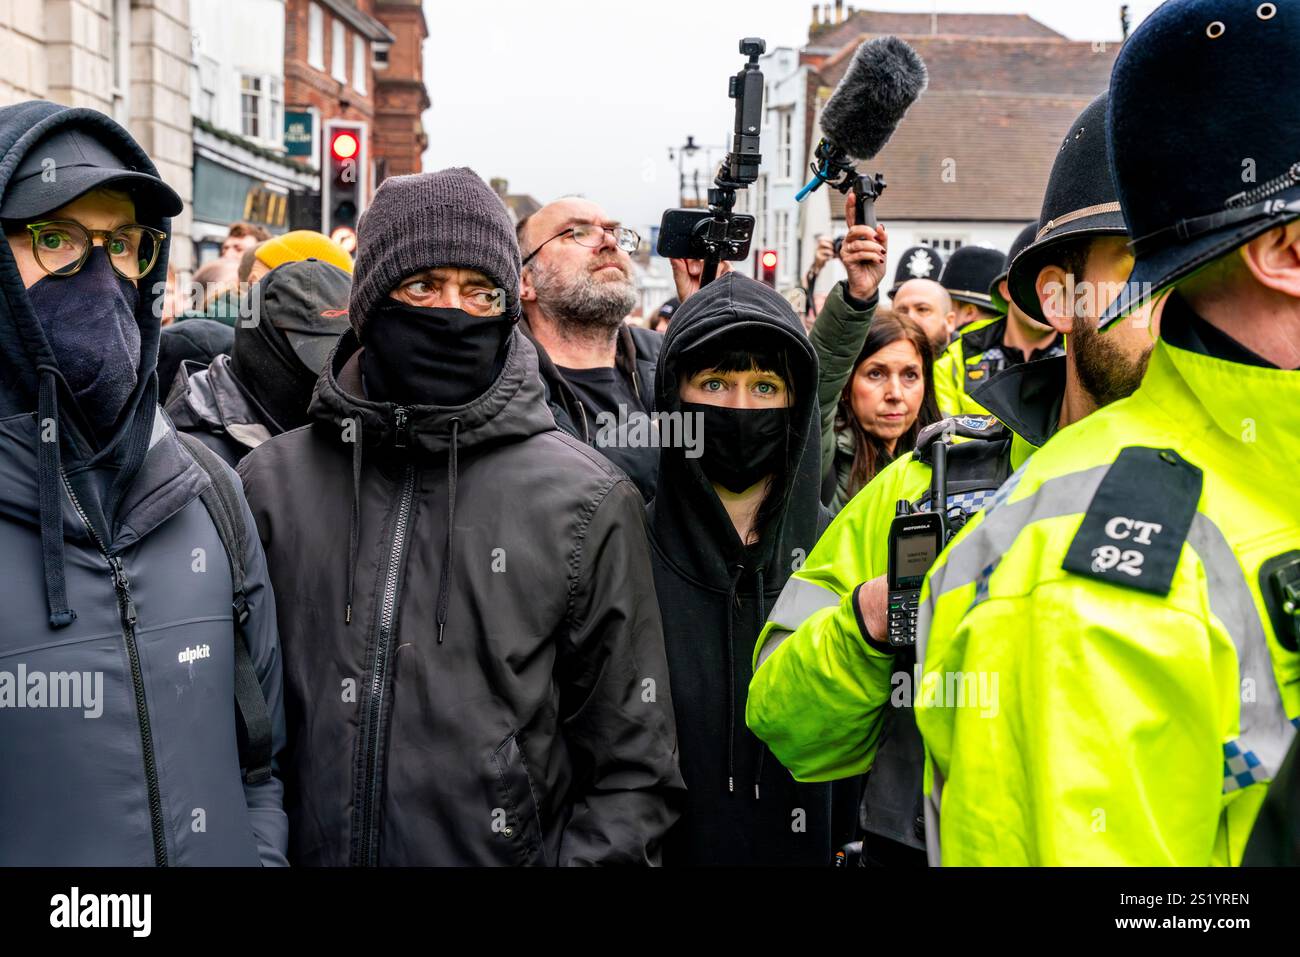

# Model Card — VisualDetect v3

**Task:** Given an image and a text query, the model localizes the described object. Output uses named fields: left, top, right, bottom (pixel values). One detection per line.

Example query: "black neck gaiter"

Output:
left=231, top=319, right=320, bottom=432
left=360, top=300, right=513, bottom=407
left=682, top=402, right=789, bottom=494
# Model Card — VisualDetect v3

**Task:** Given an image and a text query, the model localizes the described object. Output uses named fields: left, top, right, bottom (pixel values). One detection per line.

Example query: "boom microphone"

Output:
left=797, top=36, right=928, bottom=227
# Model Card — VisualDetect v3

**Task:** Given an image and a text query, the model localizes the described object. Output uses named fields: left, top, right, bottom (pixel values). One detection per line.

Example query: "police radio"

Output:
left=885, top=439, right=958, bottom=647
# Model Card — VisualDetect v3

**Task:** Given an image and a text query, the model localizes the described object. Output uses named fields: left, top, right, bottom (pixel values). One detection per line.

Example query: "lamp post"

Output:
left=668, top=135, right=700, bottom=207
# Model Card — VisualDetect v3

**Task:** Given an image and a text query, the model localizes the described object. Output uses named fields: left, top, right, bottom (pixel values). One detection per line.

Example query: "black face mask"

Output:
left=28, top=247, right=141, bottom=439
left=360, top=300, right=513, bottom=407
left=682, top=402, right=789, bottom=494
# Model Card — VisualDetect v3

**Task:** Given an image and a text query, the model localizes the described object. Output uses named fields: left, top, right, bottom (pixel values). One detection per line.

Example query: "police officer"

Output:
left=916, top=0, right=1299, bottom=865
left=933, top=231, right=1066, bottom=417
left=886, top=244, right=944, bottom=301
left=746, top=92, right=1158, bottom=866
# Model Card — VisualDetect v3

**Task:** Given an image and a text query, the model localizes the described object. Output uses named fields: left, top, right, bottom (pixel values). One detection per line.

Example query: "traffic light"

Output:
left=760, top=249, right=778, bottom=286
left=322, top=119, right=367, bottom=251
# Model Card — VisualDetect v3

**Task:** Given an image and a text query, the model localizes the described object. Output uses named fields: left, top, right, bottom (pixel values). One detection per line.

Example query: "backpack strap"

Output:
left=176, top=432, right=273, bottom=786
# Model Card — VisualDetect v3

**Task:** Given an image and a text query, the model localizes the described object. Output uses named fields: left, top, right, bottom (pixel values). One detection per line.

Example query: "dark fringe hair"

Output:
left=835, top=309, right=942, bottom=500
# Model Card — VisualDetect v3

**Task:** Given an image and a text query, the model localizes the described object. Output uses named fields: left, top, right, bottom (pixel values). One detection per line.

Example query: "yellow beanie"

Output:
left=254, top=230, right=354, bottom=274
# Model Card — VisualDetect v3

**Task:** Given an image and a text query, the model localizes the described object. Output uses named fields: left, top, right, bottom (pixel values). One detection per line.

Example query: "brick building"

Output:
left=283, top=0, right=428, bottom=213
left=749, top=5, right=1119, bottom=297
left=372, top=0, right=428, bottom=178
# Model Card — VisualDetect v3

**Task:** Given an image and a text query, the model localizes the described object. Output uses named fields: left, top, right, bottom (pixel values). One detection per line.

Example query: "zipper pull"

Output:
left=110, top=557, right=138, bottom=627
left=393, top=407, right=410, bottom=449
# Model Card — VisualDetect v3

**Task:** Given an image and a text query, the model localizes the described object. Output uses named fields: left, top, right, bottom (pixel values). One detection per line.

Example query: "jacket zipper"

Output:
left=61, top=473, right=168, bottom=866
left=353, top=409, right=416, bottom=867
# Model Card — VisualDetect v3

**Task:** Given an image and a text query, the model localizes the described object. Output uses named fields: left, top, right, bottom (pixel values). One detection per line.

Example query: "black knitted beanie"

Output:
left=348, top=166, right=521, bottom=333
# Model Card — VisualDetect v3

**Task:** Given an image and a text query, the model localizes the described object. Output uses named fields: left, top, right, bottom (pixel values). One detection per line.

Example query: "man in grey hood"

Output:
left=0, top=101, right=287, bottom=865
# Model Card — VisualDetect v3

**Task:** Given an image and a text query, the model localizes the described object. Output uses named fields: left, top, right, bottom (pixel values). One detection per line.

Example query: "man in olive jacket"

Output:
left=238, top=167, right=684, bottom=866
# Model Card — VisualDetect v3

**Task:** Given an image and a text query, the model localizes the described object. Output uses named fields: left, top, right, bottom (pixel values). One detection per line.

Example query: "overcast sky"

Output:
left=420, top=0, right=1165, bottom=234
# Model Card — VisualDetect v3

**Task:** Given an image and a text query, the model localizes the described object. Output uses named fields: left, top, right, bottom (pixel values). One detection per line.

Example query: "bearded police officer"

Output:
left=915, top=0, right=1299, bottom=865
left=933, top=229, right=1066, bottom=417
left=747, top=92, right=1158, bottom=865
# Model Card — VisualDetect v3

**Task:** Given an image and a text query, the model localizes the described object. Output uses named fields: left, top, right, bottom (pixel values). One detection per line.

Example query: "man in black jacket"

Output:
left=165, top=258, right=351, bottom=465
left=517, top=198, right=661, bottom=499
left=238, top=167, right=684, bottom=866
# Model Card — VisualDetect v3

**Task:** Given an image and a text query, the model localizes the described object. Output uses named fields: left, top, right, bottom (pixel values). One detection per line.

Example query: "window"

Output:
left=332, top=20, right=347, bottom=83
left=776, top=109, right=793, bottom=180
left=352, top=35, right=368, bottom=93
left=191, top=55, right=218, bottom=123
left=240, top=74, right=263, bottom=139
left=268, top=77, right=283, bottom=145
left=919, top=236, right=966, bottom=253
left=240, top=73, right=284, bottom=147
left=307, top=3, right=325, bottom=70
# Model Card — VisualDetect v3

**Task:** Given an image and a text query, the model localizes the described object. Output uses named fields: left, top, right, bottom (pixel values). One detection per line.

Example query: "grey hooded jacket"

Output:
left=0, top=101, right=288, bottom=866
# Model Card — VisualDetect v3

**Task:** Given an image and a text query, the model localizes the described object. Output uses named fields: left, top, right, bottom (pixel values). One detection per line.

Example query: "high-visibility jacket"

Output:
left=933, top=316, right=1065, bottom=417
left=916, top=300, right=1300, bottom=866
left=747, top=359, right=1063, bottom=849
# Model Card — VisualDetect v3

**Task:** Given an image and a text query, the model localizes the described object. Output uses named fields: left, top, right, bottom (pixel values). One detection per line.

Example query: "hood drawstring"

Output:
left=37, top=368, right=75, bottom=628
left=725, top=563, right=745, bottom=794
left=436, top=417, right=461, bottom=644
left=344, top=432, right=363, bottom=624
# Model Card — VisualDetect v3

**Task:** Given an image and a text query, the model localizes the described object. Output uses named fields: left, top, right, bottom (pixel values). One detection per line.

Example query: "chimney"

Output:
left=834, top=0, right=843, bottom=23
left=811, top=3, right=819, bottom=28
left=489, top=177, right=509, bottom=199
left=823, top=3, right=831, bottom=26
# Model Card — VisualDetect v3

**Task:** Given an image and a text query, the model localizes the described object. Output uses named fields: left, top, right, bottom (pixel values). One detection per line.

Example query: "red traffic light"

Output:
left=331, top=131, right=359, bottom=160
left=760, top=250, right=778, bottom=270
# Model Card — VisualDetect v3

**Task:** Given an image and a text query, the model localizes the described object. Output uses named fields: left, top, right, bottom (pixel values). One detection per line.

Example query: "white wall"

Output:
left=189, top=0, right=284, bottom=143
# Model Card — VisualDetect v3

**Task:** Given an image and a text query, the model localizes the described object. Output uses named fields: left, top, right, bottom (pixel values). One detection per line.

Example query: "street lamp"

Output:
left=667, top=135, right=700, bottom=207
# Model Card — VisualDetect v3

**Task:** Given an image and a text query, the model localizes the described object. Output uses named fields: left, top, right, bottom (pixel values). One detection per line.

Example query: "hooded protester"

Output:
left=0, top=101, right=287, bottom=865
left=156, top=317, right=234, bottom=401
left=237, top=167, right=684, bottom=866
left=648, top=271, right=854, bottom=866
left=165, top=258, right=352, bottom=465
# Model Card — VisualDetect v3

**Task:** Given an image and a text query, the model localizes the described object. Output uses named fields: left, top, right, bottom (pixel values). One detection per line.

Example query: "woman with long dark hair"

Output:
left=826, top=310, right=941, bottom=512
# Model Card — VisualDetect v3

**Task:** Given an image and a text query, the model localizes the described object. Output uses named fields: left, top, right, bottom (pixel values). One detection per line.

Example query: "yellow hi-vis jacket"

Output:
left=917, top=320, right=1299, bottom=865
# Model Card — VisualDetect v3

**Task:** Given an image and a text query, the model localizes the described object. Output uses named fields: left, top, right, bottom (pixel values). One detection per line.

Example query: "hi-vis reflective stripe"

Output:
left=755, top=578, right=840, bottom=669
left=917, top=462, right=1298, bottom=864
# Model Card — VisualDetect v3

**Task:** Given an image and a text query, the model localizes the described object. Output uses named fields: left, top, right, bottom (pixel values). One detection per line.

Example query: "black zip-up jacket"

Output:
left=238, top=327, right=685, bottom=865
left=0, top=101, right=287, bottom=866
left=647, top=273, right=857, bottom=865
left=520, top=318, right=661, bottom=499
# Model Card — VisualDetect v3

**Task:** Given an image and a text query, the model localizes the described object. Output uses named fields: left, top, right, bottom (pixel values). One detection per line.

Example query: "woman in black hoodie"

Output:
left=649, top=272, right=855, bottom=866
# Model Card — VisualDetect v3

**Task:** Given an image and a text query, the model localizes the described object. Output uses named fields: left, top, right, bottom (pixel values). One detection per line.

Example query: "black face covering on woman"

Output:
left=28, top=247, right=140, bottom=439
left=360, top=300, right=512, bottom=407
left=681, top=402, right=789, bottom=494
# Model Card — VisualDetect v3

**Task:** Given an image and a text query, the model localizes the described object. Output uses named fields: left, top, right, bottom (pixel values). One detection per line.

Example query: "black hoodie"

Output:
left=648, top=273, right=853, bottom=865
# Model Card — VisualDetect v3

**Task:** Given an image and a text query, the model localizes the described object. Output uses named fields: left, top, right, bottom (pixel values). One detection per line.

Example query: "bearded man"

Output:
left=518, top=198, right=661, bottom=498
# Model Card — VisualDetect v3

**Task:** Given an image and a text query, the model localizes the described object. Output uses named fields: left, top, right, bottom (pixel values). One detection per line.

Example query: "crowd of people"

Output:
left=0, top=0, right=1296, bottom=868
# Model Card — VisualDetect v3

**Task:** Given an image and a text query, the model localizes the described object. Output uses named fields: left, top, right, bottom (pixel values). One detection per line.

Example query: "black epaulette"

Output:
left=1062, top=446, right=1204, bottom=596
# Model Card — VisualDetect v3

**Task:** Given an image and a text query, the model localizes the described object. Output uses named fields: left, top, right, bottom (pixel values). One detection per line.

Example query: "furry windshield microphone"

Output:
left=796, top=36, right=928, bottom=227
left=820, top=36, right=928, bottom=162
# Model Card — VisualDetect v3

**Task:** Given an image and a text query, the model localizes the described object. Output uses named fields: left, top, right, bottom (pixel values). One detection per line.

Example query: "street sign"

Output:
left=284, top=110, right=314, bottom=158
